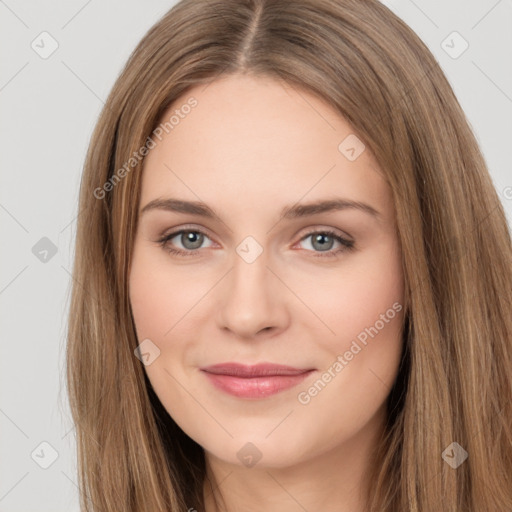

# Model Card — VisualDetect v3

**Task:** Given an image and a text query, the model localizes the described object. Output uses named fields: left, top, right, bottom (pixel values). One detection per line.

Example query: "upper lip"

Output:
left=200, top=362, right=314, bottom=378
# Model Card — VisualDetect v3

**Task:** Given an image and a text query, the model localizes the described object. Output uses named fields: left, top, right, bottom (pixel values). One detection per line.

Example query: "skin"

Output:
left=129, top=73, right=405, bottom=512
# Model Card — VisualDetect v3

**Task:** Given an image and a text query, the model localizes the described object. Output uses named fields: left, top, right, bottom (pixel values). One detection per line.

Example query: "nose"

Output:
left=216, top=248, right=290, bottom=339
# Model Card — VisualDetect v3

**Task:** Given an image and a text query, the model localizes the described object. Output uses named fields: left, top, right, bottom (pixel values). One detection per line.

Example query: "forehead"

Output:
left=140, top=74, right=391, bottom=219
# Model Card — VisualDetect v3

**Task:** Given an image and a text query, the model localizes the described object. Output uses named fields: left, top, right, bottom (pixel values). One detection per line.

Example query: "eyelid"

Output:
left=158, top=223, right=217, bottom=243
left=294, top=225, right=354, bottom=244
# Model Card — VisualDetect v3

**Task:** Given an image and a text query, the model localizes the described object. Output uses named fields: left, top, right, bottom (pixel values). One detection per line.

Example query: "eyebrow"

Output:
left=140, top=197, right=381, bottom=220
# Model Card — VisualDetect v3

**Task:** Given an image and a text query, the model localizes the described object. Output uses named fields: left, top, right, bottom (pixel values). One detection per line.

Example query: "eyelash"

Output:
left=157, top=227, right=355, bottom=259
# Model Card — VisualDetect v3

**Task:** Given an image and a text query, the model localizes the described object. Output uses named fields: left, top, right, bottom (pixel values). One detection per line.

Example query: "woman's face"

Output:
left=129, top=73, right=405, bottom=469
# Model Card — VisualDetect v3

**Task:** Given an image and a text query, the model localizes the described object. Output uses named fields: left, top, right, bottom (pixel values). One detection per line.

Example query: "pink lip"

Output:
left=200, top=362, right=315, bottom=399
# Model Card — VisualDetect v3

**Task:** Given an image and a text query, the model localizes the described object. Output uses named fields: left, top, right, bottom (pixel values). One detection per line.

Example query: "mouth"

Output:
left=200, top=362, right=315, bottom=399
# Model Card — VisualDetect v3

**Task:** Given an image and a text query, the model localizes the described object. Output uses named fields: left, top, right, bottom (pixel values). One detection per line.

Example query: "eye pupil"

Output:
left=312, top=233, right=334, bottom=251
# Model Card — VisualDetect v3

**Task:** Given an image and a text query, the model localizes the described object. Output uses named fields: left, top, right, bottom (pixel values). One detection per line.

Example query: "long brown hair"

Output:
left=66, top=0, right=512, bottom=510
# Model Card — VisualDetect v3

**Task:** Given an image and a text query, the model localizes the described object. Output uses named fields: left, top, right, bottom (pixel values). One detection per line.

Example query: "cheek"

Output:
left=291, top=247, right=404, bottom=445
left=128, top=250, right=205, bottom=428
left=129, top=250, right=204, bottom=340
left=289, top=239, right=405, bottom=418
left=291, top=240, right=404, bottom=353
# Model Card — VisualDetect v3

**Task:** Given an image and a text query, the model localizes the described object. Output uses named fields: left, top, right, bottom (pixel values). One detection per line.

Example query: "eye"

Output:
left=157, top=227, right=355, bottom=258
left=296, top=229, right=355, bottom=258
left=158, top=228, right=214, bottom=257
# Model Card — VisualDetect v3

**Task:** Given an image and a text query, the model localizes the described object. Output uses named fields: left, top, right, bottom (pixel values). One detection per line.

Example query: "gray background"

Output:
left=1, top=0, right=511, bottom=510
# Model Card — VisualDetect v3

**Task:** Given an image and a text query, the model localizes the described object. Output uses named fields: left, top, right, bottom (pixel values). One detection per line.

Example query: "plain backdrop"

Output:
left=1, top=0, right=511, bottom=510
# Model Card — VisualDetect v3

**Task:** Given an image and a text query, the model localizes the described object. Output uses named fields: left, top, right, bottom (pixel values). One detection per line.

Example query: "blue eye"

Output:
left=298, top=230, right=354, bottom=257
left=158, top=229, right=213, bottom=256
left=158, top=228, right=354, bottom=258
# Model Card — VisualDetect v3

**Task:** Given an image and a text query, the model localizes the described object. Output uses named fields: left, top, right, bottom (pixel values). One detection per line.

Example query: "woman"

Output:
left=66, top=0, right=512, bottom=510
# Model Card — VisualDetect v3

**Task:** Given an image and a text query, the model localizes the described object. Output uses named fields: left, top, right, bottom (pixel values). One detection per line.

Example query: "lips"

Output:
left=200, top=362, right=315, bottom=399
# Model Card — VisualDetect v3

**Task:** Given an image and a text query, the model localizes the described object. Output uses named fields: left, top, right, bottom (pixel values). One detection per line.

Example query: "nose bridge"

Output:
left=230, top=238, right=272, bottom=307
left=216, top=236, right=287, bottom=337
left=232, top=241, right=268, bottom=290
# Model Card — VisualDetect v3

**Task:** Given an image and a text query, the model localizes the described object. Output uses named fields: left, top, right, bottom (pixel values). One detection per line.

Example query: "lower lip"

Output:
left=201, top=370, right=314, bottom=399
